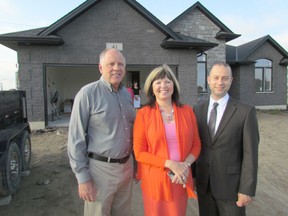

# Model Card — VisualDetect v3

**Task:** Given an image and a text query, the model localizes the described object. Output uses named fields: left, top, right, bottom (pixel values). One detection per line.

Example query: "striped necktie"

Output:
left=208, top=102, right=219, bottom=138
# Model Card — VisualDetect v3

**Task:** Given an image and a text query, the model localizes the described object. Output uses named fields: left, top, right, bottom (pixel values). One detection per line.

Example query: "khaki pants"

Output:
left=84, top=155, right=133, bottom=216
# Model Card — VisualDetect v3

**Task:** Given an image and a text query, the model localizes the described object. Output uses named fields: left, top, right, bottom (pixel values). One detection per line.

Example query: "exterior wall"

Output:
left=169, top=8, right=226, bottom=74
left=16, top=0, right=198, bottom=128
left=17, top=48, right=46, bottom=128
left=168, top=8, right=227, bottom=103
left=238, top=64, right=257, bottom=105
left=238, top=42, right=287, bottom=108
left=229, top=66, right=241, bottom=99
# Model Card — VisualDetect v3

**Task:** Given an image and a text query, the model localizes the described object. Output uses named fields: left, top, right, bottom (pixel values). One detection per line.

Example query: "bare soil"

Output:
left=0, top=110, right=287, bottom=216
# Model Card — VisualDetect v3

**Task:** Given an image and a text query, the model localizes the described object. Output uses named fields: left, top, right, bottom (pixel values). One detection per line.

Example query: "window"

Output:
left=254, top=59, right=273, bottom=92
left=197, top=53, right=207, bottom=93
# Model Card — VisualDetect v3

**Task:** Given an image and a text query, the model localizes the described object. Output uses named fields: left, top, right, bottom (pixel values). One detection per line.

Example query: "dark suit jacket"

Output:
left=193, top=97, right=259, bottom=200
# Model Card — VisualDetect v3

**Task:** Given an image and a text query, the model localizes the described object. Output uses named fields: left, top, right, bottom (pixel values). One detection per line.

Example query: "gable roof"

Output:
left=0, top=28, right=63, bottom=48
left=39, top=0, right=180, bottom=39
left=161, top=32, right=217, bottom=49
left=168, top=1, right=240, bottom=42
left=227, top=35, right=288, bottom=66
left=0, top=0, right=217, bottom=52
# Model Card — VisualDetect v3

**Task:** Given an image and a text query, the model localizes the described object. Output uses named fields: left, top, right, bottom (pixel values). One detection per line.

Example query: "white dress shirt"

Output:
left=207, top=94, right=229, bottom=133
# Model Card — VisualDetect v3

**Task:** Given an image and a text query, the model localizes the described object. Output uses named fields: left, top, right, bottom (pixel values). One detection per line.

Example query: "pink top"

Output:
left=126, top=87, right=134, bottom=101
left=164, top=122, right=180, bottom=161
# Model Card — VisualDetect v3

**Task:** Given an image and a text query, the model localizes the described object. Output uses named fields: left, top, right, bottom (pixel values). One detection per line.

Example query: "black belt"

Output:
left=88, top=152, right=130, bottom=164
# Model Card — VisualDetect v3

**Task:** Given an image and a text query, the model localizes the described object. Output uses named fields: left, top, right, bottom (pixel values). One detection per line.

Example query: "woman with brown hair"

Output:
left=133, top=64, right=201, bottom=216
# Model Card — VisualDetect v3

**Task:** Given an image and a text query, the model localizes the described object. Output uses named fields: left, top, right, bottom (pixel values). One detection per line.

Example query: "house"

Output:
left=0, top=0, right=287, bottom=129
left=226, top=35, right=288, bottom=109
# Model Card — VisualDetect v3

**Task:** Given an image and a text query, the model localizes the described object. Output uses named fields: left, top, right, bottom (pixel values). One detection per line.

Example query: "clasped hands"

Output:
left=168, top=161, right=191, bottom=188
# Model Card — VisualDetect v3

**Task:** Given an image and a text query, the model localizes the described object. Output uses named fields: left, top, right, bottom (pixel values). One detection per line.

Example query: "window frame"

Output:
left=197, top=53, right=207, bottom=93
left=254, top=59, right=273, bottom=93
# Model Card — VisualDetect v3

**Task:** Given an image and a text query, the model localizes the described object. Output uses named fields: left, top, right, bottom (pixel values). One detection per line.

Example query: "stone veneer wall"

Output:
left=169, top=8, right=227, bottom=102
left=170, top=8, right=226, bottom=68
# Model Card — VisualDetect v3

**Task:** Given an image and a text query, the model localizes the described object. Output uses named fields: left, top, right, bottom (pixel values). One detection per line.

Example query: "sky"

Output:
left=0, top=0, right=287, bottom=90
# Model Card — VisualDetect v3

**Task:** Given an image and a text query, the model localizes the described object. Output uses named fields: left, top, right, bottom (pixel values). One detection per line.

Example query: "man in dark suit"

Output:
left=193, top=62, right=259, bottom=216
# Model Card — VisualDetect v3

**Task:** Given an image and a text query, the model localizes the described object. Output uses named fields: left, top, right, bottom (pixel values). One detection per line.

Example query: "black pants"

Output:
left=197, top=182, right=246, bottom=216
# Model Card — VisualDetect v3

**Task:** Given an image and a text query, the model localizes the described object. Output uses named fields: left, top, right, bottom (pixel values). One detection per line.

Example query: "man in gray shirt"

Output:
left=68, top=48, right=135, bottom=216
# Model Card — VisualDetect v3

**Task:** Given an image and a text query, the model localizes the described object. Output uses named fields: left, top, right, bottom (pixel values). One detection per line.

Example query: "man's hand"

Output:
left=78, top=180, right=96, bottom=202
left=236, top=193, right=252, bottom=207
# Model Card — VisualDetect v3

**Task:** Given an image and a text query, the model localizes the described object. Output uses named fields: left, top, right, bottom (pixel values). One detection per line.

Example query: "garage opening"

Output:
left=44, top=64, right=178, bottom=127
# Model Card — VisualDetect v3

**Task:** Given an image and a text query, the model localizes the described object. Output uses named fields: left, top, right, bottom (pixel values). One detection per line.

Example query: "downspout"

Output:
left=235, top=47, right=238, bottom=63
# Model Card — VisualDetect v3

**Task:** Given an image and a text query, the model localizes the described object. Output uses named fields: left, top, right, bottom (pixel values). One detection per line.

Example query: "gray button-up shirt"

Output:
left=68, top=76, right=135, bottom=183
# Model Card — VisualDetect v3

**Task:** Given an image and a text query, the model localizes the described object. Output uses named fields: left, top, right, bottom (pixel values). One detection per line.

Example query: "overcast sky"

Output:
left=0, top=0, right=287, bottom=89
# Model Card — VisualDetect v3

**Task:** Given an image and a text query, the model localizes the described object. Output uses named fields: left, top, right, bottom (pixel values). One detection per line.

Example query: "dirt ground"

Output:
left=0, top=110, right=287, bottom=216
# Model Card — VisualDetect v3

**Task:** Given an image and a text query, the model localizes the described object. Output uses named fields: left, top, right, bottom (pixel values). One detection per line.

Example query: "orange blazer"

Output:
left=133, top=103, right=201, bottom=201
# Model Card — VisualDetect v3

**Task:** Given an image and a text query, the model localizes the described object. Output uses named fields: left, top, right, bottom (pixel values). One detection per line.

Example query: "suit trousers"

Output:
left=197, top=180, right=246, bottom=216
left=84, top=155, right=134, bottom=216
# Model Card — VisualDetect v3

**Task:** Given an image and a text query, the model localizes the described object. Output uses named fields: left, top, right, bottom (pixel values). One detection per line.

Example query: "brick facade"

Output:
left=17, top=0, right=198, bottom=128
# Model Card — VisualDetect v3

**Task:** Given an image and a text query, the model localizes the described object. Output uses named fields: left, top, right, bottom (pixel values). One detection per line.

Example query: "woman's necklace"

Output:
left=160, top=107, right=174, bottom=121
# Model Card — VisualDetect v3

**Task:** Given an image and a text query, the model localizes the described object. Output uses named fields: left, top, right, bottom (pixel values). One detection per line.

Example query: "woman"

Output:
left=133, top=64, right=201, bottom=216
left=132, top=81, right=141, bottom=109
left=126, top=82, right=134, bottom=102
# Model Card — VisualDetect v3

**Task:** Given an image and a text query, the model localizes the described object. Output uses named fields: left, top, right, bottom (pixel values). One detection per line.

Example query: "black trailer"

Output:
left=0, top=90, right=32, bottom=196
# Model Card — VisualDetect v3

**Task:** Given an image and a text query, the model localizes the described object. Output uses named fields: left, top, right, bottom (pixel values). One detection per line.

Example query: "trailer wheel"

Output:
left=0, top=143, right=22, bottom=195
left=21, top=131, right=32, bottom=171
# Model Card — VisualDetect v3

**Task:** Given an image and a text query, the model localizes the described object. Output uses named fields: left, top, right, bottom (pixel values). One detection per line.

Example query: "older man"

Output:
left=68, top=48, right=135, bottom=216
